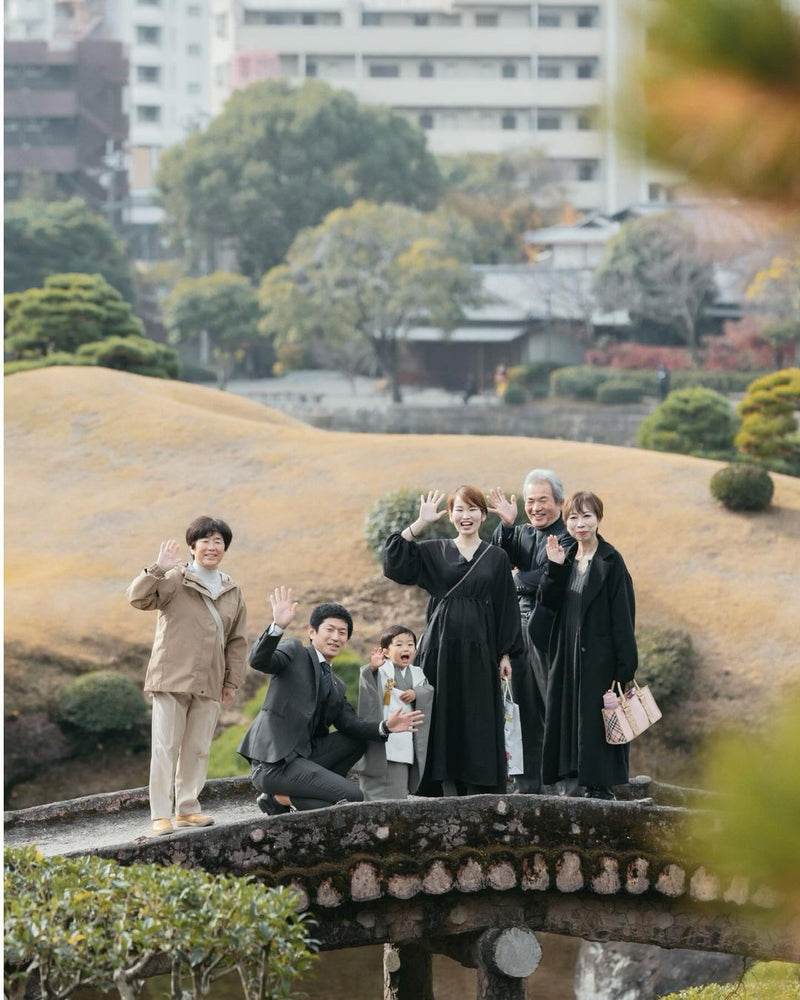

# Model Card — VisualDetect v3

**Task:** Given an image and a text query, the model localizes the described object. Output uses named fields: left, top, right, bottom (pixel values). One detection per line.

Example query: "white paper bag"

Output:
left=502, top=679, right=524, bottom=775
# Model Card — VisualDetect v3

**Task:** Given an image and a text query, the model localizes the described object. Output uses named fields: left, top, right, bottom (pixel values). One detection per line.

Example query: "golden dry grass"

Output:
left=5, top=367, right=800, bottom=728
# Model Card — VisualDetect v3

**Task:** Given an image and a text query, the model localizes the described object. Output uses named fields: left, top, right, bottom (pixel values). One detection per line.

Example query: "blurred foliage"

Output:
left=164, top=271, right=267, bottom=386
left=594, top=214, right=717, bottom=361
left=637, top=387, right=739, bottom=458
left=4, top=273, right=143, bottom=359
left=157, top=80, right=442, bottom=279
left=635, top=625, right=693, bottom=709
left=710, top=464, right=775, bottom=511
left=625, top=0, right=800, bottom=203
left=259, top=200, right=480, bottom=403
left=735, top=368, right=800, bottom=475
left=58, top=670, right=149, bottom=735
left=208, top=683, right=269, bottom=778
left=659, top=961, right=800, bottom=1000
left=4, top=847, right=316, bottom=1000
left=596, top=379, right=644, bottom=405
left=4, top=198, right=135, bottom=303
left=685, top=692, right=800, bottom=943
left=502, top=383, right=527, bottom=406
left=75, top=335, right=179, bottom=379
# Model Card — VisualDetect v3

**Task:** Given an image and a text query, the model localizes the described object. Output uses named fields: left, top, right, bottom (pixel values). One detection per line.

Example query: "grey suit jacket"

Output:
left=237, top=631, right=385, bottom=765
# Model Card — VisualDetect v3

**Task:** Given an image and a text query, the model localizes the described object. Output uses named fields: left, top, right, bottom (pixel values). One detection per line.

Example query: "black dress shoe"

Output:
left=256, top=793, right=292, bottom=816
left=585, top=786, right=616, bottom=800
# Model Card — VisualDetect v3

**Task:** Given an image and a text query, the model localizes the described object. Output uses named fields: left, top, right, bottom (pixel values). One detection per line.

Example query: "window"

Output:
left=215, top=12, right=228, bottom=36
left=187, top=81, right=201, bottom=95
left=577, top=112, right=593, bottom=130
left=501, top=62, right=516, bottom=78
left=136, top=25, right=162, bottom=44
left=577, top=160, right=597, bottom=181
left=136, top=65, right=161, bottom=83
left=137, top=105, right=162, bottom=123
left=306, top=60, right=317, bottom=77
left=362, top=12, right=382, bottom=25
left=186, top=3, right=201, bottom=14
left=301, top=12, right=317, bottom=24
left=419, top=61, right=434, bottom=78
left=187, top=43, right=201, bottom=56
left=136, top=0, right=161, bottom=5
left=369, top=63, right=399, bottom=77
left=538, top=12, right=560, bottom=27
left=215, top=63, right=228, bottom=86
left=419, top=112, right=434, bottom=129
left=439, top=12, right=461, bottom=24
left=577, top=9, right=596, bottom=27
left=266, top=12, right=287, bottom=23
left=501, top=113, right=516, bottom=130
left=577, top=62, right=595, bottom=79
left=413, top=13, right=429, bottom=25
left=475, top=12, right=498, bottom=26
left=538, top=63, right=561, bottom=79
left=648, top=182, right=669, bottom=202
left=537, top=113, right=561, bottom=130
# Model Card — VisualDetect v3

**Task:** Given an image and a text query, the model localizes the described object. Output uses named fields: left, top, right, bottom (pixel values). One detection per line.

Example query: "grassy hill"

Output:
left=5, top=367, right=800, bottom=744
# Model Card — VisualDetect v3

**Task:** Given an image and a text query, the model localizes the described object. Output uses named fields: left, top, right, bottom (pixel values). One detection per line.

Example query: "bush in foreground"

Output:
left=710, top=464, right=774, bottom=511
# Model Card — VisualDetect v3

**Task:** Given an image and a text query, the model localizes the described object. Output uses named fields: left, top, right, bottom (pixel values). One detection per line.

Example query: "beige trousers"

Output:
left=149, top=691, right=220, bottom=819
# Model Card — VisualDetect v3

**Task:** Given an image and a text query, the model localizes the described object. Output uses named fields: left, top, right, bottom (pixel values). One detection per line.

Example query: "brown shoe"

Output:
left=151, top=818, right=174, bottom=836
left=174, top=813, right=214, bottom=828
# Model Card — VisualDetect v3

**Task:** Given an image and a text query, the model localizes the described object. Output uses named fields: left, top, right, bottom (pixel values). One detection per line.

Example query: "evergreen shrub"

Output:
left=549, top=365, right=610, bottom=400
left=502, top=383, right=527, bottom=405
left=596, top=379, right=644, bottom=404
left=635, top=625, right=693, bottom=708
left=637, top=387, right=739, bottom=458
left=710, top=464, right=774, bottom=511
left=58, top=671, right=148, bottom=735
left=178, top=362, right=218, bottom=383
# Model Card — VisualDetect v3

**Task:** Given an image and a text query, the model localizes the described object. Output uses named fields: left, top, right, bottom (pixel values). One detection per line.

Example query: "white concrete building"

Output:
left=209, top=0, right=679, bottom=213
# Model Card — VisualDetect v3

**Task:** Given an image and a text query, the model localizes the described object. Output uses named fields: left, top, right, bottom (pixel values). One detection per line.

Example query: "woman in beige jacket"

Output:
left=127, top=515, right=248, bottom=836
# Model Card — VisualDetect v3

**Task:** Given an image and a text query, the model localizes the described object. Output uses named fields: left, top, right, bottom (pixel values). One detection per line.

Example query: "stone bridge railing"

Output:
left=5, top=777, right=795, bottom=999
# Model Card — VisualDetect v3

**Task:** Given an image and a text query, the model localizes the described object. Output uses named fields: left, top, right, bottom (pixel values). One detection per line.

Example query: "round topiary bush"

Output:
left=59, top=671, right=148, bottom=735
left=709, top=464, right=774, bottom=511
left=637, top=387, right=739, bottom=458
left=635, top=625, right=693, bottom=709
left=502, top=383, right=527, bottom=406
left=596, top=379, right=644, bottom=404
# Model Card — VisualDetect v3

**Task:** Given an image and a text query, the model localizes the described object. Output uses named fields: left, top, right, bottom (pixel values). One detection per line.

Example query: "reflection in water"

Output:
left=146, top=934, right=580, bottom=999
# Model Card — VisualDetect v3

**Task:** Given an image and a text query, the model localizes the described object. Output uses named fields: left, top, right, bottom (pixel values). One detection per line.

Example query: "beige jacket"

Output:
left=127, top=562, right=248, bottom=699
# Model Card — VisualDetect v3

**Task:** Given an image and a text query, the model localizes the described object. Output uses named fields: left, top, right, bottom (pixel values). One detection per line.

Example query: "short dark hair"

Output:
left=185, top=516, right=233, bottom=550
left=380, top=624, right=418, bottom=649
left=309, top=602, right=353, bottom=638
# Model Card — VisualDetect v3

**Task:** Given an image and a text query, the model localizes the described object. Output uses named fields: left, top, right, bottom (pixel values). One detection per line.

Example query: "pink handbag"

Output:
left=602, top=680, right=662, bottom=745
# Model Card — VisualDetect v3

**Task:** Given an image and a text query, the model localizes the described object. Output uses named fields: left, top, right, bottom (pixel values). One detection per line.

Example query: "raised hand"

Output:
left=487, top=488, right=518, bottom=526
left=386, top=707, right=424, bottom=733
left=369, top=647, right=385, bottom=672
left=156, top=539, right=181, bottom=572
left=269, top=585, right=298, bottom=629
left=545, top=534, right=566, bottom=565
left=418, top=490, right=447, bottom=526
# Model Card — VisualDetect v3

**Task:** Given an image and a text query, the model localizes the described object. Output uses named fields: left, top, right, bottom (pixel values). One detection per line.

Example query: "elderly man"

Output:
left=489, top=470, right=573, bottom=793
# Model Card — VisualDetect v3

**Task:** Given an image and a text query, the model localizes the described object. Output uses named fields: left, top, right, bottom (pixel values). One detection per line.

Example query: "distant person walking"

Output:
left=127, top=516, right=248, bottom=837
left=656, top=363, right=671, bottom=400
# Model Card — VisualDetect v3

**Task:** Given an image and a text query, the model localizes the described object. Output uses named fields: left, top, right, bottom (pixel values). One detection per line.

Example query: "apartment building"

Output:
left=4, top=37, right=128, bottom=225
left=4, top=0, right=212, bottom=259
left=209, top=0, right=678, bottom=213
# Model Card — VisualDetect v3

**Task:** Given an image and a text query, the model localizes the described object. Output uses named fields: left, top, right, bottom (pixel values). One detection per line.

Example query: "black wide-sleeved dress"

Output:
left=383, top=532, right=523, bottom=792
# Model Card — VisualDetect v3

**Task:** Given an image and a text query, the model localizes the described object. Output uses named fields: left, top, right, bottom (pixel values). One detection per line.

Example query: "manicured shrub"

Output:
left=735, top=368, right=800, bottom=475
left=710, top=464, right=774, bottom=511
left=4, top=353, right=84, bottom=375
left=596, top=379, right=644, bottom=404
left=178, top=362, right=218, bottom=383
left=637, top=387, right=739, bottom=458
left=549, top=365, right=610, bottom=400
left=502, top=383, right=527, bottom=405
left=58, top=670, right=148, bottom=735
left=76, top=334, right=179, bottom=379
left=635, top=625, right=693, bottom=708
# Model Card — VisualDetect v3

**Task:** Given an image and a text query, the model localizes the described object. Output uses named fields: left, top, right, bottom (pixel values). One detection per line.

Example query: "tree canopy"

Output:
left=258, top=200, right=481, bottom=402
left=4, top=198, right=135, bottom=302
left=157, top=80, right=443, bottom=279
left=594, top=213, right=717, bottom=361
left=164, top=271, right=265, bottom=385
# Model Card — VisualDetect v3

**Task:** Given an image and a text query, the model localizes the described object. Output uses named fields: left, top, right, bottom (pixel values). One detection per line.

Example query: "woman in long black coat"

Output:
left=539, top=490, right=637, bottom=798
left=383, top=486, right=523, bottom=796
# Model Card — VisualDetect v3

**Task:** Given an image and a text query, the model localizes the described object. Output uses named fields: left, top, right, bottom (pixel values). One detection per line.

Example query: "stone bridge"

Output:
left=5, top=776, right=795, bottom=999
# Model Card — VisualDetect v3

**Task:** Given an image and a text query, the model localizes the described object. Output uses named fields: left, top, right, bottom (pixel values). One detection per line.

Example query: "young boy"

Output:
left=354, top=624, right=434, bottom=801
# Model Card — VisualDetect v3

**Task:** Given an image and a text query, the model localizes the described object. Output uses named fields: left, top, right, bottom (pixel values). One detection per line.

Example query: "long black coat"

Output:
left=538, top=535, right=637, bottom=788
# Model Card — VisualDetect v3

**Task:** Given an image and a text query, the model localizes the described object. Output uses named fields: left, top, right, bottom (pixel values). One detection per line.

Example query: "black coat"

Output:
left=538, top=535, right=637, bottom=787
left=237, top=633, right=383, bottom=765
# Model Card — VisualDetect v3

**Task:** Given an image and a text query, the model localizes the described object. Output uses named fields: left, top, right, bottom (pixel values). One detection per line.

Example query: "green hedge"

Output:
left=58, top=670, right=148, bottom=735
left=596, top=379, right=644, bottom=404
left=549, top=366, right=771, bottom=401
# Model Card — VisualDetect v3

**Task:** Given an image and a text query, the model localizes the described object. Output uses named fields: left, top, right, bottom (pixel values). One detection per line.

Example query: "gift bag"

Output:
left=502, top=678, right=524, bottom=775
left=602, top=680, right=662, bottom=745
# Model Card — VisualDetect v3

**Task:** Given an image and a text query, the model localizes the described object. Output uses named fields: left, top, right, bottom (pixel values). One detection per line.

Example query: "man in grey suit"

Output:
left=238, top=586, right=423, bottom=814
